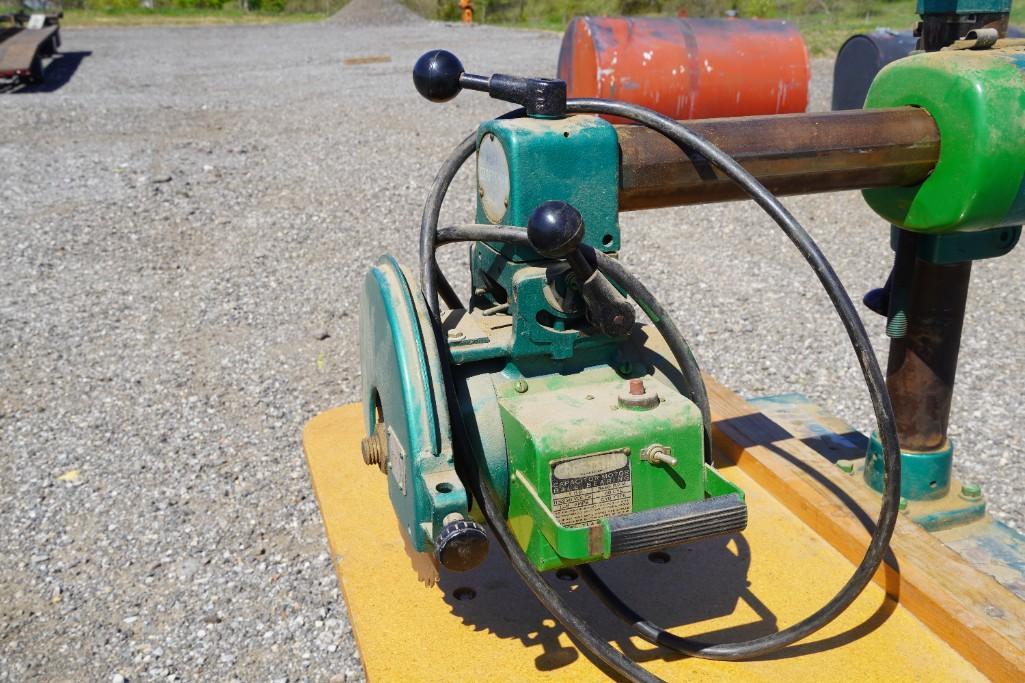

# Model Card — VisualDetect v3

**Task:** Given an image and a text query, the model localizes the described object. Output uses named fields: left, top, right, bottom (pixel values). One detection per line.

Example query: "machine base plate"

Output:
left=304, top=403, right=989, bottom=681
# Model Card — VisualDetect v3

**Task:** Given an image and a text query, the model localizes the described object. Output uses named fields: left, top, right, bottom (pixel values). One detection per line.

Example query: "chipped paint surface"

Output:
left=751, top=391, right=1025, bottom=599
left=556, top=16, right=809, bottom=122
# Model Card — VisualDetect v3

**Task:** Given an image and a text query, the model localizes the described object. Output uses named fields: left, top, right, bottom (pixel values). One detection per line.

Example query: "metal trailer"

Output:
left=0, top=1, right=61, bottom=85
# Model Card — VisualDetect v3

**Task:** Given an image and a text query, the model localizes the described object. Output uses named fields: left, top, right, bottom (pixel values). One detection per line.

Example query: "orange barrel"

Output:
left=558, top=16, right=810, bottom=120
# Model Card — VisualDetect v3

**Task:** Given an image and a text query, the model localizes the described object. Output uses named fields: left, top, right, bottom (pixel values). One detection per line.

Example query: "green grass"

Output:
left=461, top=0, right=1025, bottom=56
left=787, top=3, right=1025, bottom=55
left=57, top=1, right=1025, bottom=55
left=788, top=3, right=920, bottom=55
left=61, top=7, right=327, bottom=26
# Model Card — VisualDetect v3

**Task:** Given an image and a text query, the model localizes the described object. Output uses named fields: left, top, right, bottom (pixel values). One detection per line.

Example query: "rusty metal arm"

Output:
left=617, top=107, right=939, bottom=211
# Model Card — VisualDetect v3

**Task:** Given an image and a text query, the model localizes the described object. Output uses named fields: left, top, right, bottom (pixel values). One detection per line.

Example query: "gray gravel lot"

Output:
left=1, top=15, right=1023, bottom=683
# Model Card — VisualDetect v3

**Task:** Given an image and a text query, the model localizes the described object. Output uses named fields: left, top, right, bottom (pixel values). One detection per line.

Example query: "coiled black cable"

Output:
left=421, top=99, right=901, bottom=676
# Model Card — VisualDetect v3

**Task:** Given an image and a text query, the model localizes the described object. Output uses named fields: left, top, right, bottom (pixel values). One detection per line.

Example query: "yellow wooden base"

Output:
left=304, top=404, right=983, bottom=682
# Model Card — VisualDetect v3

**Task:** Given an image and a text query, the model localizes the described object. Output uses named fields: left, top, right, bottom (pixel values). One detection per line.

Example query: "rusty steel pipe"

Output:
left=885, top=257, right=972, bottom=451
left=616, top=107, right=939, bottom=211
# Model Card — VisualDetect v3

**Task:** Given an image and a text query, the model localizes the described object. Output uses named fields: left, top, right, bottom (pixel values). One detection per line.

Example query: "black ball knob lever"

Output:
left=412, top=49, right=567, bottom=117
left=527, top=200, right=584, bottom=259
left=412, top=49, right=467, bottom=103
left=527, top=201, right=635, bottom=337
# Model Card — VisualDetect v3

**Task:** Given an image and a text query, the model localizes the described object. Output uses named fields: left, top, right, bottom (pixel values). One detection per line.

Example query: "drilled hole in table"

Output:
left=453, top=587, right=476, bottom=601
left=556, top=568, right=578, bottom=582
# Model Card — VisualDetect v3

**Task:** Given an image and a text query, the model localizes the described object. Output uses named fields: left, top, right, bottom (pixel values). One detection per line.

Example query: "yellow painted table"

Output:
left=304, top=404, right=983, bottom=682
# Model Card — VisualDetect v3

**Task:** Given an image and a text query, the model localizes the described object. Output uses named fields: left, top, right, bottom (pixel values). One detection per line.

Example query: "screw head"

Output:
left=514, top=379, right=528, bottom=393
left=960, top=483, right=982, bottom=500
left=447, top=328, right=465, bottom=341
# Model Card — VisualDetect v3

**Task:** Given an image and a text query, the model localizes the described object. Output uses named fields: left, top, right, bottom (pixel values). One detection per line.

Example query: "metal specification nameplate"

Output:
left=550, top=450, right=632, bottom=528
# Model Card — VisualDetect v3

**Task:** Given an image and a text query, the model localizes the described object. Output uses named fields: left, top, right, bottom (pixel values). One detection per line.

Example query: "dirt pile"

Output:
left=329, top=0, right=426, bottom=27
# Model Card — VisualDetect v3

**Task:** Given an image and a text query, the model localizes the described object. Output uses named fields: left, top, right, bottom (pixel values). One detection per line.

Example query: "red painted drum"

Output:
left=558, top=16, right=810, bottom=120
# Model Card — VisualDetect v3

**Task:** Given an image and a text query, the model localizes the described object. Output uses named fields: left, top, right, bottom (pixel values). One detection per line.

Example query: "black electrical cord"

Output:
left=420, top=99, right=901, bottom=673
left=420, top=108, right=526, bottom=317
left=453, top=399, right=663, bottom=683
left=555, top=98, right=902, bottom=662
left=419, top=131, right=475, bottom=315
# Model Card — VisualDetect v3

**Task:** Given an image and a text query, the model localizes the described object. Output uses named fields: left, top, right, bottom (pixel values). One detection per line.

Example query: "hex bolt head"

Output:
left=628, top=378, right=645, bottom=396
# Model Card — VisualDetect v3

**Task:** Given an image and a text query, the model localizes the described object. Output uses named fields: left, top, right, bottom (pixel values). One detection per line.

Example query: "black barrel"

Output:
left=832, top=26, right=1025, bottom=110
left=832, top=30, right=918, bottom=110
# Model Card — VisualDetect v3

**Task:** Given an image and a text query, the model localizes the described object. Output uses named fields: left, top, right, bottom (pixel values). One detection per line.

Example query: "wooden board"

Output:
left=705, top=375, right=1025, bottom=682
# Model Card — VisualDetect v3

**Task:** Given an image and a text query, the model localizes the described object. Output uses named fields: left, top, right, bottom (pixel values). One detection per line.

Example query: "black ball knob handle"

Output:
left=527, top=200, right=635, bottom=337
left=435, top=518, right=489, bottom=572
left=527, top=201, right=585, bottom=259
left=413, top=49, right=465, bottom=103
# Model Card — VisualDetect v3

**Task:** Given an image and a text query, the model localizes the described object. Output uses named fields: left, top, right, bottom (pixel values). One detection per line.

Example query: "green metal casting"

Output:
left=359, top=257, right=468, bottom=551
left=889, top=224, right=1021, bottom=264
left=864, top=48, right=1025, bottom=233
left=475, top=115, right=620, bottom=262
left=864, top=430, right=953, bottom=500
left=467, top=115, right=625, bottom=363
left=444, top=110, right=748, bottom=570
left=498, top=367, right=706, bottom=570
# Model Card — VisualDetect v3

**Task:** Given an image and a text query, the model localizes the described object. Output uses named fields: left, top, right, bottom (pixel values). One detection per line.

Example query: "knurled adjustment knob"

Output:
left=435, top=518, right=489, bottom=572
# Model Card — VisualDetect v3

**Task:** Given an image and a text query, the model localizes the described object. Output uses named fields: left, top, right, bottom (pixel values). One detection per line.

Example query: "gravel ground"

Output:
left=1, top=14, right=1023, bottom=683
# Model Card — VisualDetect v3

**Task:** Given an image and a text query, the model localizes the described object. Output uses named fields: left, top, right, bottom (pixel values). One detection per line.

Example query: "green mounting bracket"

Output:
left=864, top=431, right=954, bottom=500
left=862, top=432, right=986, bottom=530
left=890, top=224, right=1021, bottom=264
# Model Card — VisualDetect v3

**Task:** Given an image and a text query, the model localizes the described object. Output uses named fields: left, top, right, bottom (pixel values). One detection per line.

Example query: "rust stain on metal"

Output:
left=0, top=25, right=57, bottom=78
left=343, top=55, right=392, bottom=65
left=617, top=107, right=941, bottom=211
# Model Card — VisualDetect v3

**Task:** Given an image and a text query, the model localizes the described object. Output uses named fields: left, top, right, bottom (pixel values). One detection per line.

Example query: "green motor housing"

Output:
left=359, top=114, right=747, bottom=572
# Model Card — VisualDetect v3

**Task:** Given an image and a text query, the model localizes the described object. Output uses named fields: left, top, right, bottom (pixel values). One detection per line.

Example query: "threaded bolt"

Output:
left=629, top=378, right=645, bottom=395
left=361, top=424, right=386, bottom=471
left=886, top=310, right=908, bottom=339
